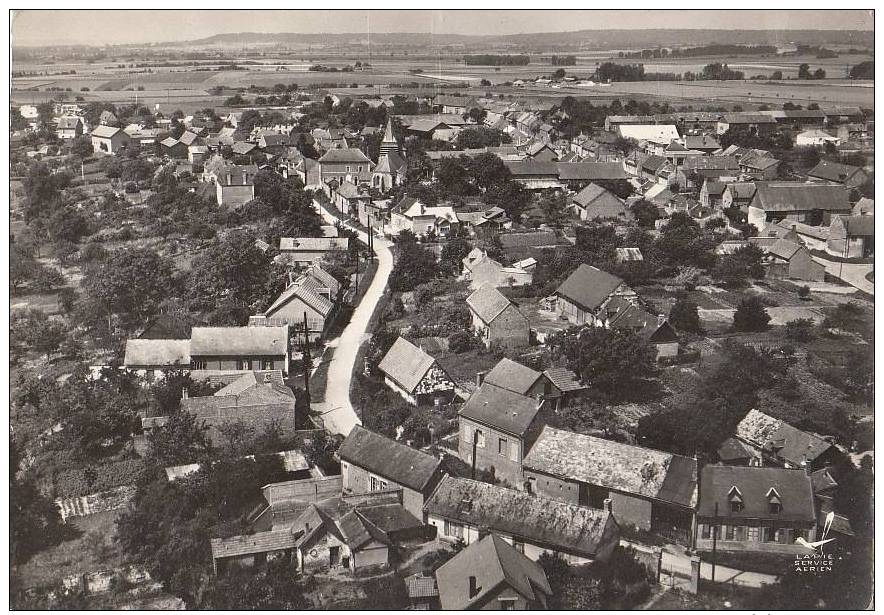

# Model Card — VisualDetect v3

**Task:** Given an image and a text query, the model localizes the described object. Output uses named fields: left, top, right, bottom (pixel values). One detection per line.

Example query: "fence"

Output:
left=55, top=485, right=136, bottom=522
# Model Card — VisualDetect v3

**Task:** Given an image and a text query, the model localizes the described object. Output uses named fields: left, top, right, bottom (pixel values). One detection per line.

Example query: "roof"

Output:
left=853, top=197, right=874, bottom=216
left=807, top=160, right=864, bottom=183
left=766, top=238, right=804, bottom=261
left=425, top=477, right=615, bottom=557
left=278, top=236, right=349, bottom=252
left=378, top=337, right=438, bottom=394
left=573, top=183, right=620, bottom=209
left=542, top=367, right=586, bottom=393
left=615, top=247, right=644, bottom=262
left=698, top=465, right=816, bottom=522
left=214, top=370, right=288, bottom=396
left=482, top=358, right=542, bottom=396
left=555, top=264, right=624, bottom=313
left=266, top=275, right=334, bottom=318
left=338, top=426, right=442, bottom=492
left=703, top=180, right=727, bottom=196
left=735, top=409, right=835, bottom=466
left=523, top=426, right=698, bottom=508
left=91, top=124, right=122, bottom=139
left=504, top=160, right=559, bottom=177
left=682, top=156, right=740, bottom=171
left=405, top=573, right=438, bottom=600
left=751, top=182, right=851, bottom=213
left=57, top=116, right=82, bottom=129
left=498, top=230, right=561, bottom=250
left=231, top=141, right=256, bottom=154
left=124, top=339, right=190, bottom=367
left=725, top=182, right=757, bottom=200
left=465, top=284, right=516, bottom=325
left=458, top=383, right=541, bottom=436
left=722, top=112, right=777, bottom=125
left=401, top=202, right=458, bottom=222
left=211, top=529, right=297, bottom=559
left=684, top=135, right=720, bottom=149
left=835, top=214, right=875, bottom=237
left=618, top=124, right=680, bottom=143
left=190, top=326, right=287, bottom=357
left=436, top=534, right=551, bottom=610
left=717, top=437, right=756, bottom=462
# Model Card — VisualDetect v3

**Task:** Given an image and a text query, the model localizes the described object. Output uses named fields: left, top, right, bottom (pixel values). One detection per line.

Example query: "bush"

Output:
left=798, top=285, right=811, bottom=299
left=448, top=330, right=479, bottom=353
left=733, top=295, right=771, bottom=332
left=785, top=318, right=815, bottom=342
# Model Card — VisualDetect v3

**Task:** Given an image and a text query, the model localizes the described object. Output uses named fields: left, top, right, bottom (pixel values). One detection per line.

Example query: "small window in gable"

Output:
left=767, top=488, right=782, bottom=515
left=728, top=485, right=744, bottom=513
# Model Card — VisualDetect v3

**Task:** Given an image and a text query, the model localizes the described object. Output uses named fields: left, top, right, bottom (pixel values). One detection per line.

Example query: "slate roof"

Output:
left=698, top=465, right=816, bottom=522
left=807, top=160, right=865, bottom=184
left=682, top=155, right=740, bottom=171
left=684, top=135, right=720, bottom=150
left=458, top=383, right=541, bottom=436
left=555, top=264, right=624, bottom=313
left=766, top=239, right=804, bottom=261
left=703, top=180, right=727, bottom=196
left=716, top=437, right=757, bottom=463
left=425, top=477, right=615, bottom=557
left=498, top=230, right=561, bottom=249
left=735, top=409, right=835, bottom=467
left=231, top=141, right=256, bottom=155
left=266, top=274, right=335, bottom=317
left=523, top=426, right=698, bottom=507
left=465, top=284, right=516, bottom=324
left=317, top=147, right=371, bottom=163
left=190, top=326, right=288, bottom=357
left=278, top=237, right=349, bottom=252
left=542, top=367, right=586, bottom=393
left=124, top=339, right=191, bottom=367
left=378, top=337, right=437, bottom=394
left=835, top=214, right=875, bottom=237
left=57, top=116, right=82, bottom=129
left=504, top=160, right=559, bottom=177
left=214, top=370, right=289, bottom=396
left=750, top=182, right=851, bottom=213
left=573, top=183, right=619, bottom=208
left=482, top=358, right=542, bottom=396
left=725, top=182, right=757, bottom=201
left=436, top=534, right=551, bottom=610
left=338, top=426, right=442, bottom=492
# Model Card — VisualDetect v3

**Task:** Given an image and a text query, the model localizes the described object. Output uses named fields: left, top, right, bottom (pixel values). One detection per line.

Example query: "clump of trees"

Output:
left=464, top=54, right=529, bottom=66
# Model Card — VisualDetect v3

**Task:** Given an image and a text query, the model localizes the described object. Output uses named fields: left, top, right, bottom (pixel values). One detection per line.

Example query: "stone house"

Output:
left=465, top=285, right=531, bottom=349
left=214, top=163, right=257, bottom=208
left=317, top=147, right=375, bottom=186
left=91, top=125, right=131, bottom=154
left=760, top=239, right=826, bottom=282
left=604, top=296, right=680, bottom=360
left=123, top=339, right=191, bottom=381
left=827, top=214, right=874, bottom=259
left=571, top=183, right=630, bottom=221
left=478, top=357, right=586, bottom=412
left=728, top=409, right=839, bottom=472
left=522, top=426, right=698, bottom=545
left=189, top=325, right=290, bottom=374
left=721, top=182, right=757, bottom=210
left=554, top=264, right=634, bottom=326
left=339, top=425, right=444, bottom=519
left=747, top=182, right=852, bottom=230
left=252, top=264, right=341, bottom=340
left=378, top=337, right=457, bottom=406
left=462, top=253, right=533, bottom=291
left=389, top=198, right=459, bottom=237
left=424, top=476, right=619, bottom=564
left=56, top=115, right=84, bottom=140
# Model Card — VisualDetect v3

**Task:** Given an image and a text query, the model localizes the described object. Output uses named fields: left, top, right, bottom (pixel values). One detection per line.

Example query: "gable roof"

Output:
left=725, top=182, right=757, bottom=200
left=211, top=529, right=297, bottom=560
left=682, top=155, right=740, bottom=171
left=750, top=182, right=851, bottom=213
left=735, top=408, right=835, bottom=466
left=214, top=369, right=288, bottom=396
left=542, top=367, right=586, bottom=393
left=190, top=326, right=288, bottom=357
left=57, top=116, right=82, bottom=129
left=278, top=236, right=349, bottom=252
left=523, top=426, right=698, bottom=508
left=465, top=284, right=517, bottom=324
left=265, top=274, right=335, bottom=318
left=318, top=147, right=372, bottom=163
left=618, top=124, right=680, bottom=143
left=458, top=383, right=541, bottom=436
left=124, top=339, right=191, bottom=367
left=807, top=160, right=865, bottom=183
left=91, top=124, right=123, bottom=139
left=834, top=214, right=875, bottom=237
left=436, top=534, right=551, bottom=610
left=482, top=358, right=542, bottom=396
left=555, top=264, right=624, bottom=313
left=766, top=238, right=805, bottom=261
left=338, top=425, right=442, bottom=492
left=425, top=477, right=615, bottom=557
left=378, top=337, right=438, bottom=394
left=698, top=465, right=815, bottom=522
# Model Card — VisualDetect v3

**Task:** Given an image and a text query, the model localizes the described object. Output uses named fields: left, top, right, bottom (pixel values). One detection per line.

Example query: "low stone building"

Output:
left=465, top=284, right=531, bottom=349
left=378, top=337, right=457, bottom=406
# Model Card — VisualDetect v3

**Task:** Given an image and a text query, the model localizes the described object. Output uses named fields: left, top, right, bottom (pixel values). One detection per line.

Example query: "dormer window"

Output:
left=728, top=486, right=744, bottom=513
left=767, top=488, right=782, bottom=515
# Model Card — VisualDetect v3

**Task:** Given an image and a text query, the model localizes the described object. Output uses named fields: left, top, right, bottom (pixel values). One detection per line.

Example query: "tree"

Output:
left=713, top=244, right=765, bottom=288
left=11, top=309, right=67, bottom=361
left=207, top=560, right=310, bottom=609
left=389, top=232, right=439, bottom=292
left=849, top=61, right=874, bottom=80
left=147, top=410, right=213, bottom=466
left=669, top=293, right=703, bottom=334
left=785, top=318, right=815, bottom=342
left=70, top=135, right=94, bottom=159
left=733, top=294, right=771, bottom=331
left=538, top=192, right=571, bottom=228
left=439, top=237, right=472, bottom=276
left=10, top=439, right=65, bottom=564
left=798, top=63, right=812, bottom=79
left=771, top=70, right=784, bottom=80
left=552, top=68, right=566, bottom=79
left=813, top=68, right=827, bottom=79
left=464, top=107, right=487, bottom=125
left=630, top=199, right=660, bottom=228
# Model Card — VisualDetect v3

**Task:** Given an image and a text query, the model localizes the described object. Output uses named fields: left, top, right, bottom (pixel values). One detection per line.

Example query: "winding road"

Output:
left=311, top=202, right=394, bottom=436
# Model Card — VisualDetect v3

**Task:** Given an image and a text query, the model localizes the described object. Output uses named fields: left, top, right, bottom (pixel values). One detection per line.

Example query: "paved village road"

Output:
left=811, top=256, right=874, bottom=295
left=312, top=202, right=394, bottom=436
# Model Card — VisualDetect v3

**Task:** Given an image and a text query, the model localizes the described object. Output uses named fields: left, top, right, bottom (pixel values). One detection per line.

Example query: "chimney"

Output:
left=476, top=370, right=487, bottom=387
left=657, top=313, right=666, bottom=327
left=603, top=498, right=613, bottom=513
left=225, top=172, right=232, bottom=185
left=181, top=388, right=189, bottom=400
left=468, top=575, right=480, bottom=599
left=802, top=455, right=812, bottom=476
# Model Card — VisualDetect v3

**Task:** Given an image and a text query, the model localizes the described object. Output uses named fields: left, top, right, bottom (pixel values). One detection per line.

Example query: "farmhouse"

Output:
left=91, top=125, right=131, bottom=154
left=123, top=339, right=191, bottom=380
left=729, top=409, right=839, bottom=471
left=466, top=284, right=531, bottom=349
left=747, top=182, right=852, bottom=230
left=190, top=325, right=290, bottom=374
left=554, top=264, right=634, bottom=326
left=378, top=337, right=456, bottom=406
left=254, top=264, right=341, bottom=340
left=522, top=426, right=698, bottom=543
left=339, top=426, right=444, bottom=518
left=571, top=183, right=630, bottom=221
left=806, top=160, right=870, bottom=189
left=478, top=358, right=585, bottom=410
left=827, top=214, right=874, bottom=259
left=425, top=476, right=620, bottom=564
left=760, top=239, right=826, bottom=282
left=277, top=236, right=349, bottom=265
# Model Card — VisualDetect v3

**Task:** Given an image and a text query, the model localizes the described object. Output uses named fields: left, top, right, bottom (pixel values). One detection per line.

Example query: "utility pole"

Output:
left=711, top=502, right=718, bottom=583
left=471, top=430, right=479, bottom=479
left=353, top=248, right=359, bottom=299
left=302, top=311, right=311, bottom=398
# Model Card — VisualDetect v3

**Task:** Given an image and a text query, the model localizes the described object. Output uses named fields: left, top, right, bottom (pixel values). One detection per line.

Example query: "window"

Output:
left=192, top=359, right=207, bottom=370
left=261, top=359, right=273, bottom=370
left=444, top=519, right=464, bottom=539
left=499, top=599, right=516, bottom=611
left=512, top=539, right=525, bottom=554
left=725, top=525, right=735, bottom=540
left=762, top=526, right=774, bottom=543
left=701, top=524, right=711, bottom=539
left=475, top=430, right=485, bottom=448
left=767, top=488, right=782, bottom=515
left=728, top=486, right=744, bottom=513
left=769, top=501, right=782, bottom=515
left=370, top=476, right=388, bottom=492
left=498, top=438, right=507, bottom=456
left=238, top=359, right=253, bottom=370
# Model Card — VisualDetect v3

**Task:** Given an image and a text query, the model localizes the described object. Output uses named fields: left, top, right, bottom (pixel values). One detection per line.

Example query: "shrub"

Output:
left=785, top=318, right=815, bottom=342
left=733, top=295, right=771, bottom=331
left=448, top=331, right=479, bottom=353
left=798, top=285, right=811, bottom=299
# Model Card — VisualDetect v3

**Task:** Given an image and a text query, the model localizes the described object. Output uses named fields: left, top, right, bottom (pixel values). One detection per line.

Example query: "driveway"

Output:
left=311, top=201, right=394, bottom=436
left=812, top=256, right=874, bottom=295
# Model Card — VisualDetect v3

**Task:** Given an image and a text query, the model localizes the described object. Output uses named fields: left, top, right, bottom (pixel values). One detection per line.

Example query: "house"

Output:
left=458, top=382, right=544, bottom=485
left=503, top=160, right=561, bottom=190
left=142, top=370, right=296, bottom=441
left=700, top=180, right=727, bottom=209
left=525, top=141, right=558, bottom=162
left=433, top=95, right=478, bottom=115
left=554, top=264, right=634, bottom=326
left=231, top=140, right=258, bottom=158
left=91, top=125, right=131, bottom=154
left=254, top=264, right=341, bottom=339
left=214, top=163, right=257, bottom=208
left=404, top=119, right=458, bottom=142
left=796, top=130, right=841, bottom=148
left=339, top=425, right=444, bottom=518
left=721, top=182, right=757, bottom=210
left=425, top=476, right=619, bottom=564
left=730, top=409, right=839, bottom=471
left=190, top=325, right=290, bottom=375
left=522, top=426, right=698, bottom=543
left=435, top=534, right=552, bottom=610
left=617, top=124, right=681, bottom=154
left=677, top=156, right=740, bottom=190
left=378, top=337, right=456, bottom=406
left=405, top=573, right=440, bottom=610
left=555, top=162, right=629, bottom=190
left=662, top=139, right=703, bottom=166
left=498, top=230, right=568, bottom=262
left=716, top=112, right=777, bottom=136
left=739, top=151, right=781, bottom=181
left=160, top=137, right=188, bottom=159
left=477, top=357, right=584, bottom=411
left=684, top=134, right=720, bottom=154
left=571, top=183, right=630, bottom=221
left=465, top=284, right=531, bottom=349
left=123, top=339, right=191, bottom=381
left=389, top=198, right=459, bottom=237
left=277, top=236, right=349, bottom=265
left=56, top=115, right=84, bottom=139
left=462, top=253, right=532, bottom=291
left=852, top=197, right=874, bottom=217
left=747, top=182, right=852, bottom=230
left=696, top=465, right=817, bottom=554
left=317, top=148, right=374, bottom=186
left=761, top=239, right=826, bottom=281
left=99, top=110, right=119, bottom=126
left=827, top=214, right=874, bottom=258
left=187, top=145, right=208, bottom=165
left=806, top=160, right=869, bottom=189
left=333, top=181, right=372, bottom=217
left=604, top=297, right=680, bottom=360
left=372, top=152, right=407, bottom=192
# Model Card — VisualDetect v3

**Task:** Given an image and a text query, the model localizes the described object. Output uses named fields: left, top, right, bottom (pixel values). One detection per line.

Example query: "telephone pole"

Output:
left=711, top=502, right=718, bottom=583
left=302, top=311, right=311, bottom=398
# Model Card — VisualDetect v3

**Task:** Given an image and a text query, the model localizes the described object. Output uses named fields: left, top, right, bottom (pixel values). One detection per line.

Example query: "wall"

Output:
left=217, top=183, right=255, bottom=208
left=488, top=305, right=531, bottom=349
left=696, top=519, right=816, bottom=554
left=458, top=417, right=525, bottom=487
left=191, top=354, right=286, bottom=373
left=352, top=542, right=389, bottom=570
left=476, top=585, right=529, bottom=610
left=342, top=461, right=427, bottom=519
left=266, top=295, right=329, bottom=335
left=413, top=364, right=457, bottom=404
left=655, top=341, right=680, bottom=359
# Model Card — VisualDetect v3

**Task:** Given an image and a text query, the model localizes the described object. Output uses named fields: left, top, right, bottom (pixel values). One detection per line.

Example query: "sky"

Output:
left=11, top=9, right=874, bottom=47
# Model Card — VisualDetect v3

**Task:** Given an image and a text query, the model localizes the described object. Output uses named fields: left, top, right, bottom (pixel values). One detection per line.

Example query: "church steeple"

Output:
left=380, top=118, right=398, bottom=156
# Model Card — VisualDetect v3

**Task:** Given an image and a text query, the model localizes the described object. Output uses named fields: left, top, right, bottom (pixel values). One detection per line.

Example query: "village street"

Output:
left=311, top=201, right=394, bottom=436
left=812, top=256, right=874, bottom=295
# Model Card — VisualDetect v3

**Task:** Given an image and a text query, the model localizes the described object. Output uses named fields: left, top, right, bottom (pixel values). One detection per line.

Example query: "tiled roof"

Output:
left=735, top=409, right=834, bottom=466
left=751, top=182, right=851, bottom=213
left=211, top=529, right=297, bottom=559
left=523, top=426, right=698, bottom=507
left=57, top=116, right=82, bottom=129
left=835, top=214, right=875, bottom=237
left=682, top=155, right=740, bottom=171
left=124, top=339, right=190, bottom=367
left=378, top=337, right=437, bottom=394
left=698, top=465, right=815, bottom=522
left=807, top=160, right=864, bottom=183
left=542, top=367, right=586, bottom=393
left=338, top=426, right=442, bottom=492
left=405, top=573, right=438, bottom=599
left=555, top=264, right=624, bottom=313
left=278, top=237, right=349, bottom=252
left=190, top=326, right=287, bottom=357
left=465, top=284, right=515, bottom=324
left=498, top=230, right=560, bottom=249
left=214, top=370, right=288, bottom=396
left=425, top=477, right=615, bottom=557
left=458, top=383, right=540, bottom=436
left=482, top=358, right=542, bottom=396
left=766, top=238, right=804, bottom=261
